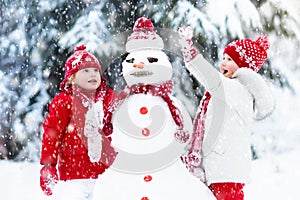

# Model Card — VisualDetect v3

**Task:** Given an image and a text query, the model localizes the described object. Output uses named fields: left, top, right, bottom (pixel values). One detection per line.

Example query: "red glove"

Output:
left=178, top=26, right=199, bottom=63
left=40, top=165, right=58, bottom=196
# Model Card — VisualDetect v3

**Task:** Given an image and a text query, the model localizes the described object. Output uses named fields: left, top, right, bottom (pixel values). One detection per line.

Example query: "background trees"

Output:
left=1, top=0, right=299, bottom=161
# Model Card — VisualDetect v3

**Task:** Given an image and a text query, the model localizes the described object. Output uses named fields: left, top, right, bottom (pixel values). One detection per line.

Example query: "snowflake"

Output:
left=245, top=56, right=253, bottom=64
left=235, top=45, right=246, bottom=57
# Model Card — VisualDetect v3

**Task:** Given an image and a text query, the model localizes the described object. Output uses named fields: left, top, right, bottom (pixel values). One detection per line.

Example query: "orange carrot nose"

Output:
left=133, top=62, right=145, bottom=69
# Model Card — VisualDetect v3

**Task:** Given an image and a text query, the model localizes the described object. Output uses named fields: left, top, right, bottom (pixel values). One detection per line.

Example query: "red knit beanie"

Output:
left=60, top=44, right=102, bottom=90
left=223, top=36, right=270, bottom=72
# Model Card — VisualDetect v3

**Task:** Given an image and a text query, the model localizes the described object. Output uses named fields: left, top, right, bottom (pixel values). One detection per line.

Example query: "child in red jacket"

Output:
left=39, top=44, right=117, bottom=199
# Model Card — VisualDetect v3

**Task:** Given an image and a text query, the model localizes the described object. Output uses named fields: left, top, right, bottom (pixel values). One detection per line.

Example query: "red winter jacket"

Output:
left=40, top=82, right=116, bottom=181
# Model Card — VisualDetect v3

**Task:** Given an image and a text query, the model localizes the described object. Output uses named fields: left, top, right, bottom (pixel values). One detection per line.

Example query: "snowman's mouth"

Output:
left=130, top=71, right=154, bottom=77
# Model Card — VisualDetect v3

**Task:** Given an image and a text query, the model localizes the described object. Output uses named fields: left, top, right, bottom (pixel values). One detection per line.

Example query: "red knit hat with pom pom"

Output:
left=223, top=36, right=270, bottom=72
left=60, top=44, right=102, bottom=90
left=125, top=17, right=164, bottom=52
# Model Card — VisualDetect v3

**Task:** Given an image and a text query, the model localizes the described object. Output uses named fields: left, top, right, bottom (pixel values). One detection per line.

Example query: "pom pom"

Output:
left=133, top=17, right=154, bottom=31
left=187, top=152, right=202, bottom=166
left=174, top=129, right=190, bottom=143
left=74, top=44, right=86, bottom=52
left=256, top=36, right=270, bottom=51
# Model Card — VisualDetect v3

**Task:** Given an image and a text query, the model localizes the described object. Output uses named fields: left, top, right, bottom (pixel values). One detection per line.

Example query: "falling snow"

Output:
left=1, top=0, right=300, bottom=199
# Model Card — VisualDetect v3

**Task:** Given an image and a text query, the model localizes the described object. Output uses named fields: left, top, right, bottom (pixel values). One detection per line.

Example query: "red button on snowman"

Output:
left=93, top=17, right=216, bottom=200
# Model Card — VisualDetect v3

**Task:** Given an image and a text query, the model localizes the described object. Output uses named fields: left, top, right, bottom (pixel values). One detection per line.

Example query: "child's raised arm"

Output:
left=178, top=27, right=222, bottom=93
left=232, top=68, right=275, bottom=120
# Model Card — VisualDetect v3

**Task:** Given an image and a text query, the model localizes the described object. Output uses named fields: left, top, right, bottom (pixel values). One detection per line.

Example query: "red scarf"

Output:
left=67, top=84, right=116, bottom=165
left=181, top=91, right=211, bottom=182
left=66, top=79, right=113, bottom=137
left=112, top=80, right=190, bottom=143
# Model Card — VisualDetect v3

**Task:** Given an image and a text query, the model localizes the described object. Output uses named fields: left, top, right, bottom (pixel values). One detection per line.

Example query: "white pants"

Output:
left=52, top=179, right=96, bottom=200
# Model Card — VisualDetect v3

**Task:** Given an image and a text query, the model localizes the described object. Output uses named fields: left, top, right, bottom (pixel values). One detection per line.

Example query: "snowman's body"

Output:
left=112, top=94, right=179, bottom=156
left=93, top=49, right=215, bottom=199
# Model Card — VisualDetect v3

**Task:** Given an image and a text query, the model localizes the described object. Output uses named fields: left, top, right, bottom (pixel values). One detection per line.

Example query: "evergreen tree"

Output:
left=0, top=0, right=299, bottom=161
left=0, top=0, right=90, bottom=160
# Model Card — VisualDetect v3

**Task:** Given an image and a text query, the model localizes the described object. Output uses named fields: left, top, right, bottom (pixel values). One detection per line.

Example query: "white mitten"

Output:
left=84, top=101, right=104, bottom=162
left=178, top=26, right=198, bottom=63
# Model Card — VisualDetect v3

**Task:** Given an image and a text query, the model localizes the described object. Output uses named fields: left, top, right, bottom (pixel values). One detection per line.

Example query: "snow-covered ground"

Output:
left=246, top=94, right=300, bottom=200
left=1, top=144, right=299, bottom=200
left=245, top=148, right=300, bottom=200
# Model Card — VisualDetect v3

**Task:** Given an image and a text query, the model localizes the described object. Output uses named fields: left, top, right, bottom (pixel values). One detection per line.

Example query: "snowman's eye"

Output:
left=126, top=58, right=135, bottom=63
left=147, top=57, right=158, bottom=63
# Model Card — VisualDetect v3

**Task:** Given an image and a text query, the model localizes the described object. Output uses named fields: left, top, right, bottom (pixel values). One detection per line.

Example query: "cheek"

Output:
left=229, top=63, right=238, bottom=71
left=97, top=73, right=101, bottom=80
left=75, top=73, right=87, bottom=83
left=232, top=61, right=239, bottom=69
left=122, top=62, right=133, bottom=75
left=77, top=74, right=86, bottom=81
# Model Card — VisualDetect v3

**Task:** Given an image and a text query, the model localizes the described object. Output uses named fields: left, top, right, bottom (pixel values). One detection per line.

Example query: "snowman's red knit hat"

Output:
left=60, top=44, right=102, bottom=90
left=125, top=17, right=164, bottom=52
left=223, top=36, right=270, bottom=72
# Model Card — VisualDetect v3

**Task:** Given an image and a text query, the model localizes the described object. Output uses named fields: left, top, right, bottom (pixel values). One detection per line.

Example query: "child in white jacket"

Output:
left=178, top=27, right=275, bottom=200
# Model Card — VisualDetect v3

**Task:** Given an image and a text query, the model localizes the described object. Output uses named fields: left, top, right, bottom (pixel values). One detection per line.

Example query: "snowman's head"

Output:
left=122, top=49, right=172, bottom=85
left=122, top=17, right=173, bottom=85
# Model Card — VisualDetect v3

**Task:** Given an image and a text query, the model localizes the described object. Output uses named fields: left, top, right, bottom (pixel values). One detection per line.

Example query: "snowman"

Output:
left=93, top=17, right=216, bottom=200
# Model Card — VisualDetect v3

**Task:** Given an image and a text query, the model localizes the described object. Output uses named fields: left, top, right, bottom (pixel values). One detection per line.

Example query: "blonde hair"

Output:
left=65, top=74, right=76, bottom=87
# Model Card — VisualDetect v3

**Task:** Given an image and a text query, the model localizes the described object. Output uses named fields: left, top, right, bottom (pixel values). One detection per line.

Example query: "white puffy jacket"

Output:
left=187, top=54, right=275, bottom=185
